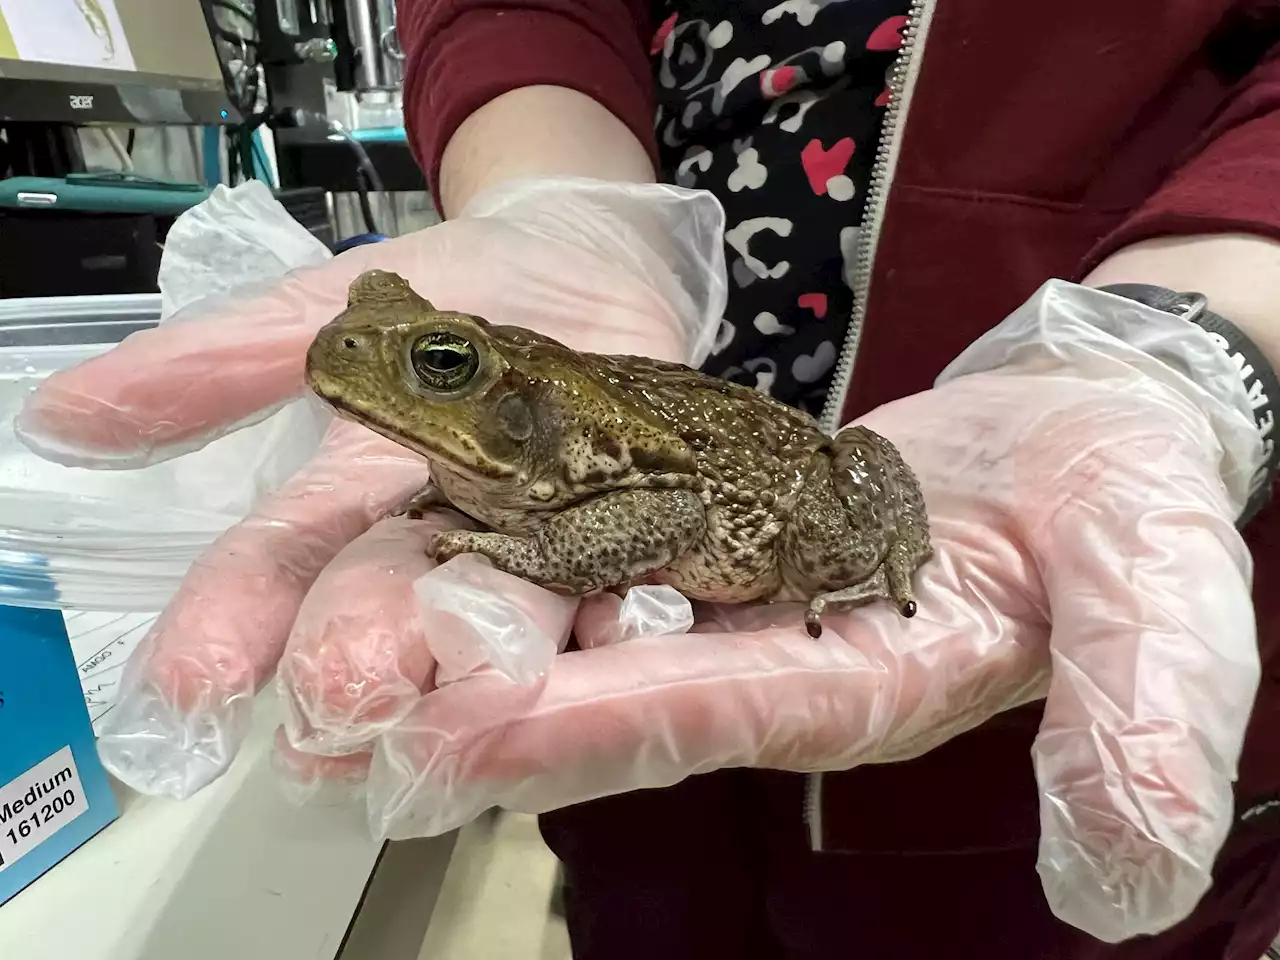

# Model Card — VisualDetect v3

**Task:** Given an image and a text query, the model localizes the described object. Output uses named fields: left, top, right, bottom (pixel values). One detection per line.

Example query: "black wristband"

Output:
left=1098, top=282, right=1279, bottom=529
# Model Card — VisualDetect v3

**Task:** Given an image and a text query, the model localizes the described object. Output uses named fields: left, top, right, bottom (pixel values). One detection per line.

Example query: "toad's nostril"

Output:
left=343, top=337, right=358, bottom=349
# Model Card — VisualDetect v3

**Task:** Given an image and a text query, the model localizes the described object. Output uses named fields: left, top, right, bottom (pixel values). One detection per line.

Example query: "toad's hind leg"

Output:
left=428, top=488, right=706, bottom=594
left=827, top=426, right=931, bottom=614
left=881, top=534, right=924, bottom=617
left=804, top=566, right=891, bottom=638
left=803, top=539, right=921, bottom=637
left=800, top=426, right=931, bottom=637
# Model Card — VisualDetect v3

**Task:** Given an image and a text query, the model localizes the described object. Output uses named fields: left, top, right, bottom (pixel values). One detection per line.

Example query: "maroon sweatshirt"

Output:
left=398, top=0, right=1280, bottom=950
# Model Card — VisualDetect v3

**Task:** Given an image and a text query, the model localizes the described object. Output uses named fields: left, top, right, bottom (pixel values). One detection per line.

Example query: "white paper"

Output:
left=65, top=610, right=156, bottom=735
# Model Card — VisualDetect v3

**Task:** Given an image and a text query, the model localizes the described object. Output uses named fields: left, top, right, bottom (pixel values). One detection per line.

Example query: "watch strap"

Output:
left=1098, top=282, right=1278, bottom=528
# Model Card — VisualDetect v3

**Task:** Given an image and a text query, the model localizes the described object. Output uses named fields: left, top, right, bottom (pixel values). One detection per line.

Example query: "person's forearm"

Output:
left=438, top=86, right=656, bottom=219
left=1084, top=234, right=1280, bottom=371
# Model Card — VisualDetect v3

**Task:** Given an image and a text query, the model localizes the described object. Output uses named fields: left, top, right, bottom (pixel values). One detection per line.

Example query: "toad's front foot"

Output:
left=394, top=485, right=452, bottom=519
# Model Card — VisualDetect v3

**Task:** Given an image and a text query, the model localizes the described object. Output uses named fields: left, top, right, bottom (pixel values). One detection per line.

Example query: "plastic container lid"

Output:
left=0, top=295, right=325, bottom=612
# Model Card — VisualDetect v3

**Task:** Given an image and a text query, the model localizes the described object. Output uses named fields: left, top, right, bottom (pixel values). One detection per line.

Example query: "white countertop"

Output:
left=0, top=687, right=406, bottom=960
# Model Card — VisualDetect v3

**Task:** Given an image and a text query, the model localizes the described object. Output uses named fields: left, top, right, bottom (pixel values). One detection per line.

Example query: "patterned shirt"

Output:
left=650, top=0, right=910, bottom=417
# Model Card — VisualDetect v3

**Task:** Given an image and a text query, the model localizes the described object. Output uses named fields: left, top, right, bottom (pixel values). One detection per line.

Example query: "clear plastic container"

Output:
left=0, top=294, right=325, bottom=612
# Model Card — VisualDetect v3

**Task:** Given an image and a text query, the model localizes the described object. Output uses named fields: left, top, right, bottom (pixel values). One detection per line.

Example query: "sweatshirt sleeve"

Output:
left=1081, top=37, right=1280, bottom=271
left=396, top=0, right=659, bottom=202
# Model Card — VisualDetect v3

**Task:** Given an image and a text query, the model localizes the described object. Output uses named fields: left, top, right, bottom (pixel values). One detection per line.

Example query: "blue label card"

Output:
left=0, top=605, right=119, bottom=906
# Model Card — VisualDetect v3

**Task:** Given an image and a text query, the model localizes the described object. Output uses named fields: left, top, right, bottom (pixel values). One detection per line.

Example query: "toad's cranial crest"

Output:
left=304, top=268, right=933, bottom=636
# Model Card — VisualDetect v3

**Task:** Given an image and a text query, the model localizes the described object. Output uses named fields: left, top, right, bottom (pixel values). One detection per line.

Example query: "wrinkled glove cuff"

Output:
left=1098, top=283, right=1279, bottom=528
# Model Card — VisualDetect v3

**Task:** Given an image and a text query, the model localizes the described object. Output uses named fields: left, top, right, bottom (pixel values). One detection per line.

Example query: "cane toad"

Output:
left=305, top=270, right=932, bottom=636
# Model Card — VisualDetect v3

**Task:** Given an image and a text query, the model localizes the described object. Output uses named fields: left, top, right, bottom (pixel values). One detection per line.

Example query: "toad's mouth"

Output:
left=309, top=384, right=519, bottom=483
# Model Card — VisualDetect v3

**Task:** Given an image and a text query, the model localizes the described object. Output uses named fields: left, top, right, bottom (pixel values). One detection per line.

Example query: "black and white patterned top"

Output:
left=650, top=0, right=910, bottom=416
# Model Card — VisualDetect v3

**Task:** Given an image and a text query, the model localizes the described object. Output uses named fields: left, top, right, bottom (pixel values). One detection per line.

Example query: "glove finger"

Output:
left=278, top=512, right=468, bottom=756
left=1023, top=399, right=1259, bottom=941
left=278, top=512, right=580, bottom=763
left=414, top=554, right=579, bottom=687
left=140, top=421, right=430, bottom=715
left=273, top=727, right=373, bottom=788
left=16, top=250, right=390, bottom=467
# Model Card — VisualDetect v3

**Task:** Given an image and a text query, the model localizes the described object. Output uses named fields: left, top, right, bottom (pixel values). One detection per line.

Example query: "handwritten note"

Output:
left=63, top=611, right=157, bottom=735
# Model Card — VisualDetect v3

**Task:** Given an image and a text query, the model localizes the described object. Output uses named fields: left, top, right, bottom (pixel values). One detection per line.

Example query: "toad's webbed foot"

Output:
left=803, top=539, right=921, bottom=638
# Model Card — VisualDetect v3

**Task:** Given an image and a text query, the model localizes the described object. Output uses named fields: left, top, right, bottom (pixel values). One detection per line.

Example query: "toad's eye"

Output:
left=410, top=332, right=479, bottom=391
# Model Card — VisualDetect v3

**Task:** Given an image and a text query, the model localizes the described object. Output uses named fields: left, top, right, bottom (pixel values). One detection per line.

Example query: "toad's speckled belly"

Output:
left=651, top=539, right=784, bottom=603
left=646, top=471, right=795, bottom=603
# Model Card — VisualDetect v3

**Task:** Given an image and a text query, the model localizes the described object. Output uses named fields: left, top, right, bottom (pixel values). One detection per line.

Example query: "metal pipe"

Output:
left=343, top=0, right=382, bottom=90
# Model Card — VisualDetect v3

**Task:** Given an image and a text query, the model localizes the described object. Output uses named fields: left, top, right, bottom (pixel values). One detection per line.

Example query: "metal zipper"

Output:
left=816, top=0, right=939, bottom=436
left=805, top=0, right=938, bottom=853
left=804, top=770, right=824, bottom=851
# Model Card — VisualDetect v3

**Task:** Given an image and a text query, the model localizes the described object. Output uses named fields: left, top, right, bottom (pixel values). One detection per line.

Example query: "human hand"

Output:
left=274, top=280, right=1263, bottom=945
left=15, top=176, right=726, bottom=798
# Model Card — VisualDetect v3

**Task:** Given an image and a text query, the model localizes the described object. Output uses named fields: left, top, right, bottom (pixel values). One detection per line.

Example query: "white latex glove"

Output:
left=274, top=281, right=1262, bottom=946
left=14, top=176, right=726, bottom=798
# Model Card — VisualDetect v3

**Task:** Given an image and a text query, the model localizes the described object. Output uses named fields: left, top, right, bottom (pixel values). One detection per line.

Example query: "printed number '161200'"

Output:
left=0, top=745, right=89, bottom=872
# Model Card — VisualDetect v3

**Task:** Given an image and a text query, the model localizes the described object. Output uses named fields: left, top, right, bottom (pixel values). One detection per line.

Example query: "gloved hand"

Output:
left=274, top=280, right=1262, bottom=945
left=15, top=176, right=727, bottom=798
